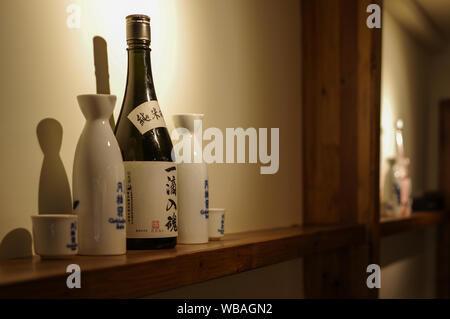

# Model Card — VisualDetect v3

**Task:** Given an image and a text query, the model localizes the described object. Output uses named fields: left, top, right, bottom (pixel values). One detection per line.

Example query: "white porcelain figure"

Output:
left=73, top=94, right=126, bottom=255
left=172, top=113, right=209, bottom=244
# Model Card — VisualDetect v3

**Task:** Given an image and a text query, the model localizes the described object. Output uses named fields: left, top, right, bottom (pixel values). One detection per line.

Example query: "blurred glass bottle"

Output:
left=394, top=119, right=412, bottom=217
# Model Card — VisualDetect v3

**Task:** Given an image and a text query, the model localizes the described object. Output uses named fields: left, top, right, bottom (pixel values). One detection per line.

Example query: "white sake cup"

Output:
left=208, top=208, right=225, bottom=240
left=31, top=214, right=78, bottom=258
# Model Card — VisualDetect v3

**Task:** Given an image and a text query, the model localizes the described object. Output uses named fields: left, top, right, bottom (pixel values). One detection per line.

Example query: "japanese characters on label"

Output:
left=109, top=181, right=126, bottom=230
left=164, top=166, right=177, bottom=233
left=201, top=180, right=209, bottom=219
left=124, top=162, right=178, bottom=238
left=127, top=100, right=167, bottom=134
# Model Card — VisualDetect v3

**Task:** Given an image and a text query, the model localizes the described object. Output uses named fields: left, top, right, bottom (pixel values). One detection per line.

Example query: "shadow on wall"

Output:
left=0, top=36, right=111, bottom=260
left=0, top=118, right=72, bottom=260
left=37, top=118, right=72, bottom=214
left=0, top=228, right=32, bottom=260
left=36, top=35, right=113, bottom=213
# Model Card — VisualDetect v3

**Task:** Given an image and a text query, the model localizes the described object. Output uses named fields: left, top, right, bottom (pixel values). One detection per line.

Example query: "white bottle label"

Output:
left=127, top=100, right=167, bottom=134
left=124, top=161, right=178, bottom=238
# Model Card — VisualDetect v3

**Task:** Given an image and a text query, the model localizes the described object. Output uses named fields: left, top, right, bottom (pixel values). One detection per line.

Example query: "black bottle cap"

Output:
left=126, top=14, right=150, bottom=43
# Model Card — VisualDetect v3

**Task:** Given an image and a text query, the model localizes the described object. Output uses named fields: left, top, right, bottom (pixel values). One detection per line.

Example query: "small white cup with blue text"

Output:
left=31, top=214, right=78, bottom=258
left=208, top=208, right=226, bottom=240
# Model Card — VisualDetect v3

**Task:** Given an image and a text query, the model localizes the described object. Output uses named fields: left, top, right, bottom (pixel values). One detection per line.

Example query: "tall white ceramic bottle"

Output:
left=172, top=113, right=209, bottom=244
left=73, top=94, right=126, bottom=255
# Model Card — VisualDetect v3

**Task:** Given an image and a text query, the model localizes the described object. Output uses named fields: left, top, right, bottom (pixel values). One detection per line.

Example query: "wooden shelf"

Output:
left=380, top=211, right=447, bottom=237
left=0, top=224, right=365, bottom=298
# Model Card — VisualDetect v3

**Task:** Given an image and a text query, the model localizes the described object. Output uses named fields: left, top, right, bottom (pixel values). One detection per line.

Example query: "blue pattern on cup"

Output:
left=217, top=213, right=225, bottom=235
left=66, top=222, right=78, bottom=251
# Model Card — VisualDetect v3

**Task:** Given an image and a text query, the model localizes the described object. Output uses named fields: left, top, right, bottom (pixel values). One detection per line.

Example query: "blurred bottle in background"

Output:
left=394, top=119, right=412, bottom=217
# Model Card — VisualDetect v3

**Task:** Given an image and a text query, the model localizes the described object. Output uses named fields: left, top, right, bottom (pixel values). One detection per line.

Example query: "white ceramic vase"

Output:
left=73, top=94, right=126, bottom=255
left=172, top=113, right=209, bottom=244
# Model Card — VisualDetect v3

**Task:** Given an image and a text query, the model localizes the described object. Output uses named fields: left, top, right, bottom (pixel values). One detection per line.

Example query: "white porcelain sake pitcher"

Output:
left=172, top=113, right=209, bottom=244
left=73, top=94, right=126, bottom=255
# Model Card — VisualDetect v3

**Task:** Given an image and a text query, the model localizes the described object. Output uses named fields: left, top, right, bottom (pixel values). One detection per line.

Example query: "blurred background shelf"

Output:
left=380, top=211, right=447, bottom=237
left=0, top=224, right=365, bottom=298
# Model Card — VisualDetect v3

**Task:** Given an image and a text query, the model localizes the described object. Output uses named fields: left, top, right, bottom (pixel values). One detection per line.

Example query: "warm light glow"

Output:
left=395, top=119, right=405, bottom=158
left=381, top=93, right=396, bottom=160
left=78, top=0, right=180, bottom=120
left=380, top=92, right=397, bottom=188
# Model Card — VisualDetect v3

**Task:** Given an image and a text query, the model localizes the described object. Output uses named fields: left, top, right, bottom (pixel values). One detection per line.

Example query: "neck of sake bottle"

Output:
left=124, top=41, right=157, bottom=108
left=115, top=38, right=173, bottom=161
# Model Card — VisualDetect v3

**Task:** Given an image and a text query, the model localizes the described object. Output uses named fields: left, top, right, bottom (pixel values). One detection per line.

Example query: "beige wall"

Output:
left=380, top=227, right=436, bottom=299
left=380, top=11, right=436, bottom=298
left=381, top=11, right=429, bottom=196
left=425, top=44, right=450, bottom=190
left=0, top=0, right=303, bottom=297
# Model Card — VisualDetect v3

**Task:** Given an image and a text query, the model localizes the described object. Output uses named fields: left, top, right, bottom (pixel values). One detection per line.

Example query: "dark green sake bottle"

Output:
left=114, top=15, right=177, bottom=249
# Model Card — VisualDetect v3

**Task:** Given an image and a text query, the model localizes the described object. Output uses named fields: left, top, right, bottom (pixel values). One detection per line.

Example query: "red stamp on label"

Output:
left=152, top=220, right=160, bottom=230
